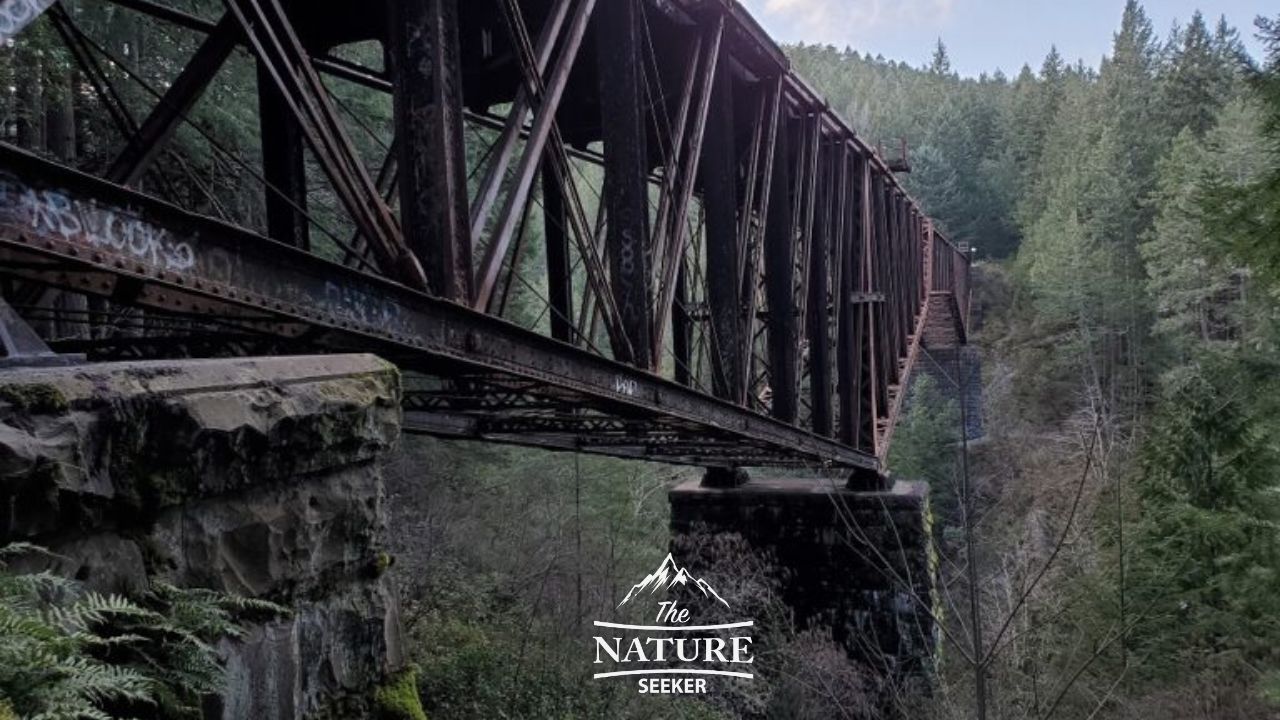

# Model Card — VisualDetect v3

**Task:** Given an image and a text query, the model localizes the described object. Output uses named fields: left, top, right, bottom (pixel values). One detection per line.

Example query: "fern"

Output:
left=0, top=543, right=287, bottom=719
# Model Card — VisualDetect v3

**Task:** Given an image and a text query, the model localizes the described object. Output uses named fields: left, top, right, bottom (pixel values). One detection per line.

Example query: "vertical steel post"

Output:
left=764, top=117, right=797, bottom=422
left=857, top=157, right=879, bottom=453
left=806, top=141, right=833, bottom=437
left=257, top=59, right=309, bottom=250
left=871, top=173, right=891, bottom=419
left=389, top=0, right=472, bottom=301
left=596, top=0, right=652, bottom=368
left=700, top=37, right=742, bottom=401
left=674, top=263, right=692, bottom=386
left=543, top=160, right=574, bottom=343
left=837, top=151, right=859, bottom=446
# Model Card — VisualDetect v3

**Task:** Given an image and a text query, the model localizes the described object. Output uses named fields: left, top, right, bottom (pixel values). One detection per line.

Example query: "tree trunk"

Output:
left=15, top=41, right=44, bottom=150
left=45, top=68, right=76, bottom=162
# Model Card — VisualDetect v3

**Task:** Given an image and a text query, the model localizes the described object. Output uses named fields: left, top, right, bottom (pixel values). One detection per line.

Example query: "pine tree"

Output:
left=1127, top=355, right=1280, bottom=680
left=929, top=38, right=953, bottom=76
left=1162, top=12, right=1236, bottom=136
left=1140, top=130, right=1234, bottom=357
left=1211, top=15, right=1280, bottom=286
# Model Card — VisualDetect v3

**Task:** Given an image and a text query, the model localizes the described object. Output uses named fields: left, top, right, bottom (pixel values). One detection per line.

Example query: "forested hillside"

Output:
left=794, top=4, right=1280, bottom=717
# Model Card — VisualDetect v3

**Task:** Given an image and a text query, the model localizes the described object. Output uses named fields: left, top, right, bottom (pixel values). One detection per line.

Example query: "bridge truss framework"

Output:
left=0, top=0, right=970, bottom=482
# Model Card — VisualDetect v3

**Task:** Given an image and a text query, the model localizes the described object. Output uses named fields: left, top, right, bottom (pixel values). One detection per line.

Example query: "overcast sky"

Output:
left=737, top=0, right=1273, bottom=77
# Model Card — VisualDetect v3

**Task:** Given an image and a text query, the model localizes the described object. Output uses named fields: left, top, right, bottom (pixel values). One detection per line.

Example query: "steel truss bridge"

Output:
left=0, top=0, right=970, bottom=484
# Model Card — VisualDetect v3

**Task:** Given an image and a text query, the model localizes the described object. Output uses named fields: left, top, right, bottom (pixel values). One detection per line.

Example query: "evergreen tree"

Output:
left=1127, top=355, right=1280, bottom=680
left=929, top=38, right=953, bottom=76
left=1162, top=12, right=1236, bottom=136
left=1140, top=130, right=1233, bottom=357
left=1212, top=15, right=1280, bottom=286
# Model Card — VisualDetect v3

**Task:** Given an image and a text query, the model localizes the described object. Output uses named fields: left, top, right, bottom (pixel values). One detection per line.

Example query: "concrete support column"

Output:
left=670, top=477, right=937, bottom=689
left=0, top=354, right=405, bottom=719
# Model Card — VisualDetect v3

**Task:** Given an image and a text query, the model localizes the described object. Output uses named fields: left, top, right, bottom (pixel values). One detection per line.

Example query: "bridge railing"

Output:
left=930, top=227, right=973, bottom=325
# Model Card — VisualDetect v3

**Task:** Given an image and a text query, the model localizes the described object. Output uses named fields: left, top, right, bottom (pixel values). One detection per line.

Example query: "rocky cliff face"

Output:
left=0, top=354, right=405, bottom=719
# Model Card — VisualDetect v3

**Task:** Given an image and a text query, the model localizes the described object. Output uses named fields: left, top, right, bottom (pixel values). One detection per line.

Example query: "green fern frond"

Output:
left=10, top=571, right=81, bottom=601
left=0, top=543, right=65, bottom=569
left=1, top=547, right=277, bottom=719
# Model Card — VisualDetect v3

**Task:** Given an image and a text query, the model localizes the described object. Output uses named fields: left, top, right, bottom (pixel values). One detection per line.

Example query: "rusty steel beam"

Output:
left=806, top=139, right=835, bottom=438
left=837, top=151, right=861, bottom=447
left=228, top=0, right=424, bottom=289
left=651, top=17, right=724, bottom=370
left=860, top=158, right=882, bottom=454
left=596, top=0, right=652, bottom=369
left=737, top=77, right=783, bottom=404
left=542, top=160, right=574, bottom=344
left=469, top=0, right=574, bottom=244
left=649, top=28, right=704, bottom=290
left=0, top=146, right=878, bottom=472
left=257, top=59, right=309, bottom=250
left=389, top=0, right=471, bottom=300
left=764, top=114, right=796, bottom=422
left=673, top=262, right=692, bottom=386
left=474, top=0, right=596, bottom=311
left=692, top=22, right=740, bottom=400
left=105, top=13, right=238, bottom=186
left=876, top=230, right=936, bottom=466
left=791, top=114, right=821, bottom=358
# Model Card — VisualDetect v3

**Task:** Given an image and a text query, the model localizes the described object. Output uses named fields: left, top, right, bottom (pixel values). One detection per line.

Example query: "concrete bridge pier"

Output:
left=0, top=354, right=407, bottom=719
left=670, top=474, right=937, bottom=694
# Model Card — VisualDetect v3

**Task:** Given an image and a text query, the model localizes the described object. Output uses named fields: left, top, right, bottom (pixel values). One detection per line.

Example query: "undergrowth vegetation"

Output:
left=0, top=544, right=282, bottom=720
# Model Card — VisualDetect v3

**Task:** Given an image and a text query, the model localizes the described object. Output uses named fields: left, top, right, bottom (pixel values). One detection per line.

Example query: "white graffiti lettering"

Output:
left=614, top=375, right=638, bottom=397
left=324, top=280, right=407, bottom=332
left=0, top=176, right=197, bottom=272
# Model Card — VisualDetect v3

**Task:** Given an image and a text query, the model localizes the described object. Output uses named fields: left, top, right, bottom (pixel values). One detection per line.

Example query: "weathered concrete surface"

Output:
left=0, top=354, right=405, bottom=719
left=670, top=477, right=937, bottom=683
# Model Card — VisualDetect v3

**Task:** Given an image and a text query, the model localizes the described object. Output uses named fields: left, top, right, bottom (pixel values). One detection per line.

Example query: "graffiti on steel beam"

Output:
left=0, top=172, right=420, bottom=337
left=0, top=173, right=197, bottom=272
left=321, top=280, right=409, bottom=335
left=613, top=375, right=638, bottom=397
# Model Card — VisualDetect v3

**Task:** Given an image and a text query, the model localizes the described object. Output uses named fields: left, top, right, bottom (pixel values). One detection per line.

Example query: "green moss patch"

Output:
left=374, top=667, right=427, bottom=720
left=0, top=383, right=69, bottom=414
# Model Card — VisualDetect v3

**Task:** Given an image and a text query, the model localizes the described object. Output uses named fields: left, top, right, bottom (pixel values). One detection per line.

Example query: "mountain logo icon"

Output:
left=617, top=553, right=730, bottom=609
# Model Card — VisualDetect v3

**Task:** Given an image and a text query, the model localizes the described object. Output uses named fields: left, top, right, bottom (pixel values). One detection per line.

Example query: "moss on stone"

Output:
left=374, top=667, right=427, bottom=720
left=0, top=383, right=69, bottom=414
left=373, top=551, right=393, bottom=577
